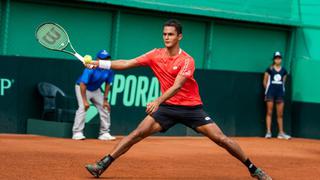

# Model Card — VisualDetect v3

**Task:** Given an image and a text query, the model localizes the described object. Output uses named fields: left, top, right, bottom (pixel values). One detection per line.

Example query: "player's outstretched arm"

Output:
left=110, top=59, right=140, bottom=70
left=86, top=59, right=140, bottom=70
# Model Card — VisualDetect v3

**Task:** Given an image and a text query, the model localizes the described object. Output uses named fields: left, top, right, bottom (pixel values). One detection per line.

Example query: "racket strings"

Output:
left=36, top=24, right=69, bottom=51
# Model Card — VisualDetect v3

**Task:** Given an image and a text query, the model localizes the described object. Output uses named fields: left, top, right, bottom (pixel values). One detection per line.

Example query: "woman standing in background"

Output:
left=263, top=51, right=291, bottom=140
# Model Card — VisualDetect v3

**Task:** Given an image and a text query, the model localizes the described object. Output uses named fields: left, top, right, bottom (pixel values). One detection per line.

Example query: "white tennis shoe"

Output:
left=98, top=133, right=116, bottom=141
left=277, top=133, right=291, bottom=140
left=265, top=132, right=272, bottom=139
left=72, top=132, right=86, bottom=140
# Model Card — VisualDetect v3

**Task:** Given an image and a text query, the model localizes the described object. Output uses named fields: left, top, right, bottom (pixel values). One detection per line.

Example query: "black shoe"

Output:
left=251, top=168, right=272, bottom=180
left=85, top=155, right=114, bottom=178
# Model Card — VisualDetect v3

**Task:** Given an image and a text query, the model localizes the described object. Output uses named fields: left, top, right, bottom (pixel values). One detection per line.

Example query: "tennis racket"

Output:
left=35, top=22, right=85, bottom=63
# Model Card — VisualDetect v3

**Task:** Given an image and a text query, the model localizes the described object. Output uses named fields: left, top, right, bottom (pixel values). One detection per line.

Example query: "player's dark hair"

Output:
left=163, top=19, right=182, bottom=34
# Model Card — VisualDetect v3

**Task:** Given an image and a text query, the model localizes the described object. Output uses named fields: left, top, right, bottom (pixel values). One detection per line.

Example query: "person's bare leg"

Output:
left=197, top=123, right=272, bottom=179
left=275, top=102, right=284, bottom=134
left=85, top=115, right=162, bottom=177
left=110, top=115, right=162, bottom=159
left=197, top=123, right=247, bottom=162
left=265, top=101, right=274, bottom=134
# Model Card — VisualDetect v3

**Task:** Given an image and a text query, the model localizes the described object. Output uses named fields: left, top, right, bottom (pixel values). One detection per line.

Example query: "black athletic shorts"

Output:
left=151, top=104, right=214, bottom=133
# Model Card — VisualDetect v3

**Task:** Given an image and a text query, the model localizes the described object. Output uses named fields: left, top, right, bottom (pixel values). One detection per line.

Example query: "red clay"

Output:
left=0, top=134, right=319, bottom=180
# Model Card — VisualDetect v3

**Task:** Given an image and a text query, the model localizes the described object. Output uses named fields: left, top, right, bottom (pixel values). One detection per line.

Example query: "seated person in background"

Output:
left=72, top=50, right=116, bottom=141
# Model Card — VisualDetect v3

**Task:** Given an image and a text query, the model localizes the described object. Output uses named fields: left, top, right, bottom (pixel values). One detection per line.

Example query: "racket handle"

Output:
left=74, top=53, right=84, bottom=62
left=74, top=52, right=94, bottom=68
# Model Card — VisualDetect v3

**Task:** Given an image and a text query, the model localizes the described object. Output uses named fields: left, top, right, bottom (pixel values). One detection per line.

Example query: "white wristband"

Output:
left=99, top=60, right=111, bottom=69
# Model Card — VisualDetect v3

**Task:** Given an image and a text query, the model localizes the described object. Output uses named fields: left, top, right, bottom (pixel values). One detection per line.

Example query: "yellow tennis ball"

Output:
left=83, top=55, right=92, bottom=64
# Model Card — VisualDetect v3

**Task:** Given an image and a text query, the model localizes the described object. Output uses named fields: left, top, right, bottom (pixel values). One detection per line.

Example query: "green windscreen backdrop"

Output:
left=289, top=0, right=320, bottom=139
left=117, top=12, right=207, bottom=68
left=0, top=0, right=293, bottom=73
left=1, top=0, right=320, bottom=138
left=209, top=22, right=289, bottom=72
left=0, top=56, right=292, bottom=137
left=5, top=1, right=113, bottom=59
left=292, top=0, right=320, bottom=103
left=81, top=0, right=300, bottom=25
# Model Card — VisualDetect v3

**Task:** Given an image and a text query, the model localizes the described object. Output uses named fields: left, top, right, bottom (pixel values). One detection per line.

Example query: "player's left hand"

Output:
left=146, top=100, right=160, bottom=115
left=103, top=100, right=111, bottom=112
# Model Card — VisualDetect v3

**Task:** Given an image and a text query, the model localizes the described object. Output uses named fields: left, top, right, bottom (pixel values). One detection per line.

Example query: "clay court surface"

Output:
left=0, top=134, right=319, bottom=180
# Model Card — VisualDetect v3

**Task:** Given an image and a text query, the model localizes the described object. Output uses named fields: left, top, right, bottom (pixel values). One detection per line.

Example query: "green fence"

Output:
left=81, top=0, right=300, bottom=25
left=0, top=56, right=294, bottom=137
left=0, top=0, right=292, bottom=73
left=0, top=0, right=320, bottom=138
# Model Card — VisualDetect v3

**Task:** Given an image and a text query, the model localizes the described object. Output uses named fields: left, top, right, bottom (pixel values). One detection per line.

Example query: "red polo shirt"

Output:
left=136, top=48, right=202, bottom=106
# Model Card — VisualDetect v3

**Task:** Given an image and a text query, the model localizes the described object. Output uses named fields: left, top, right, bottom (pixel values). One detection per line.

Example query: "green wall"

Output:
left=209, top=22, right=289, bottom=72
left=0, top=0, right=292, bottom=73
left=0, top=56, right=293, bottom=137
left=117, top=12, right=207, bottom=68
left=292, top=38, right=320, bottom=101
left=3, top=1, right=113, bottom=59
left=291, top=0, right=320, bottom=103
left=285, top=0, right=320, bottom=138
left=1, top=0, right=319, bottom=138
left=82, top=0, right=300, bottom=25
left=292, top=59, right=320, bottom=102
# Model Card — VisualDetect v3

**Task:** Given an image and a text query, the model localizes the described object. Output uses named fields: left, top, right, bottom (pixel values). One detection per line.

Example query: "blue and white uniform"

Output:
left=76, top=68, right=114, bottom=91
left=265, top=66, right=287, bottom=102
left=73, top=68, right=114, bottom=137
left=72, top=49, right=115, bottom=140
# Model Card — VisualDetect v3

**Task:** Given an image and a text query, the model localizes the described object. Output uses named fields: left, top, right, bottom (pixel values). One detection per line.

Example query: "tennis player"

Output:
left=84, top=19, right=272, bottom=180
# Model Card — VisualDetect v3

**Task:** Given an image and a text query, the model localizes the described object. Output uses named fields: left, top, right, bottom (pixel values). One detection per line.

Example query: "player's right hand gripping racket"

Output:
left=35, top=22, right=85, bottom=63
